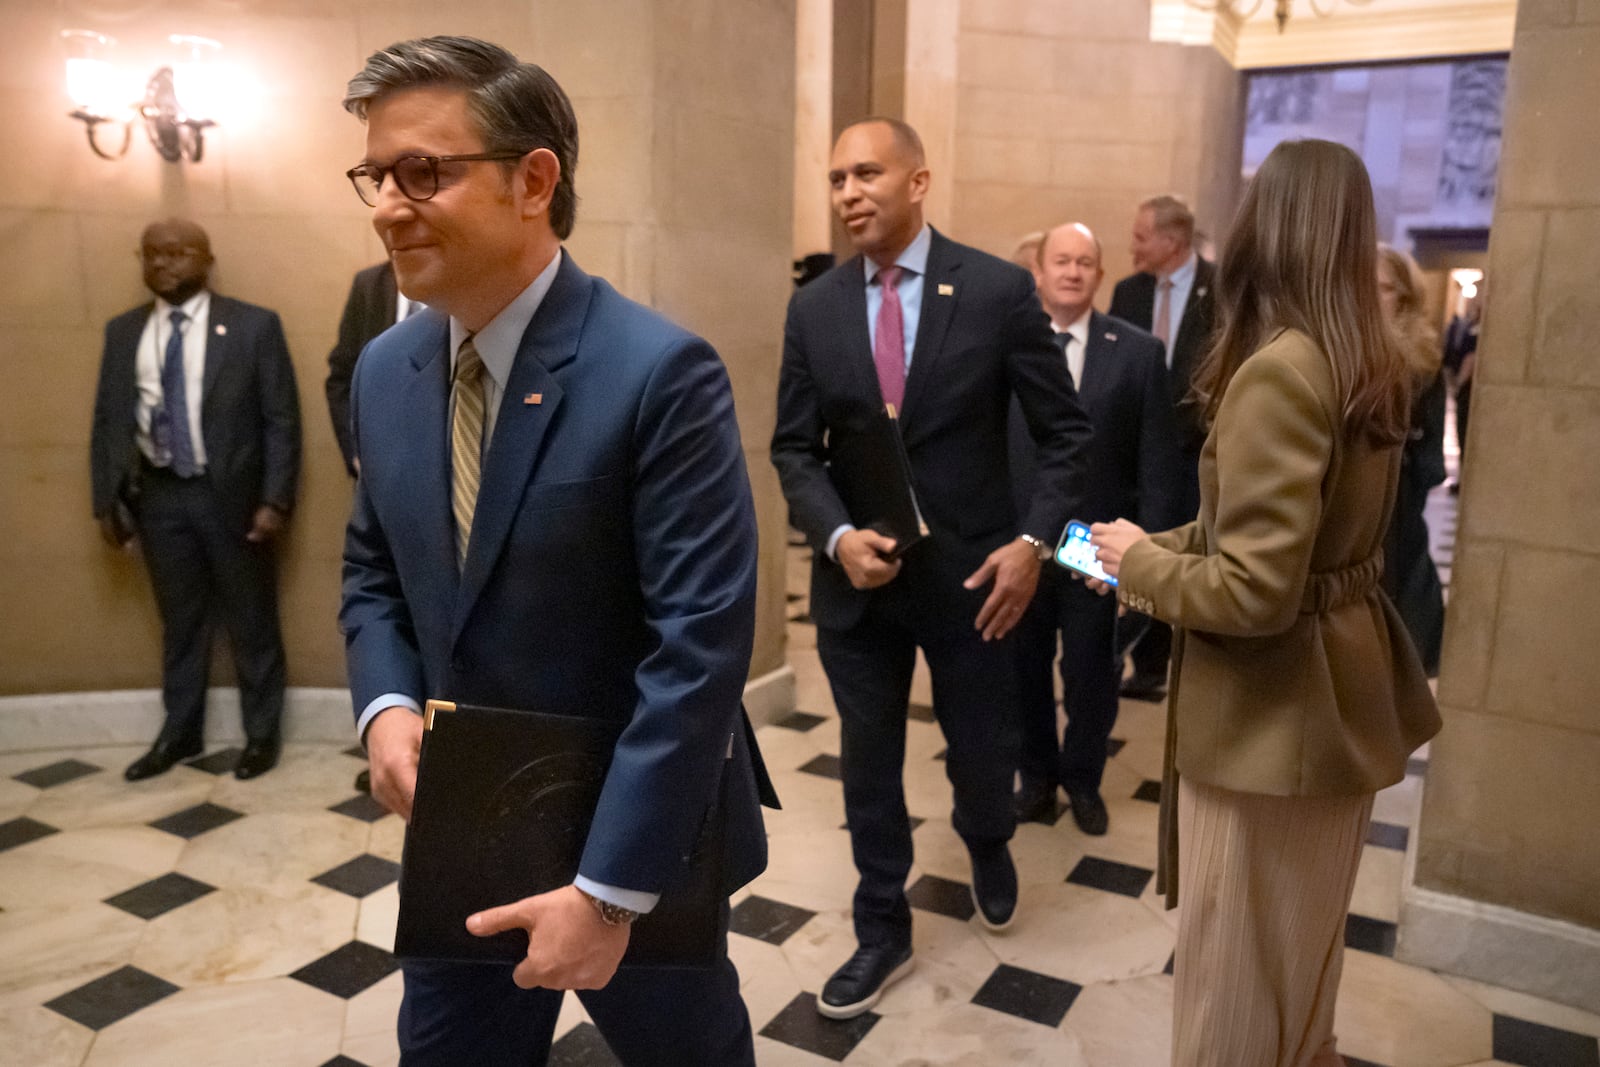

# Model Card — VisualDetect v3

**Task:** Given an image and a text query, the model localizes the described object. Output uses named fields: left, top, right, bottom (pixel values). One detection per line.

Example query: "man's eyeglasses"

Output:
left=346, top=153, right=527, bottom=207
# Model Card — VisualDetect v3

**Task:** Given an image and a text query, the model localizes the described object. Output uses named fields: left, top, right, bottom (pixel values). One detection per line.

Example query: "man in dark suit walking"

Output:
left=772, top=118, right=1092, bottom=1019
left=90, top=218, right=301, bottom=782
left=1108, top=194, right=1216, bottom=701
left=1010, top=223, right=1183, bottom=835
left=338, top=36, right=771, bottom=1064
left=324, top=261, right=397, bottom=476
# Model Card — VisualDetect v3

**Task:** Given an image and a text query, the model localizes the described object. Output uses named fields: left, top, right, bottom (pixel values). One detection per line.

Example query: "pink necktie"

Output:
left=874, top=266, right=906, bottom=410
left=1153, top=277, right=1173, bottom=351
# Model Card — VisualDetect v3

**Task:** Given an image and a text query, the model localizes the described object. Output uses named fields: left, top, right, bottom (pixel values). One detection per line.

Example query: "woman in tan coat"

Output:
left=1090, top=140, right=1441, bottom=1066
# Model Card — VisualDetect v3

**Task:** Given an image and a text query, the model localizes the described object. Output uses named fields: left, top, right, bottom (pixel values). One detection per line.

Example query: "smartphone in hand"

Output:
left=1054, top=520, right=1117, bottom=586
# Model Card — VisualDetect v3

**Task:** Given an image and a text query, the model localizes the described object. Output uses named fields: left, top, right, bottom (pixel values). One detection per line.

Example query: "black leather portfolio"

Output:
left=393, top=700, right=726, bottom=969
left=827, top=404, right=929, bottom=559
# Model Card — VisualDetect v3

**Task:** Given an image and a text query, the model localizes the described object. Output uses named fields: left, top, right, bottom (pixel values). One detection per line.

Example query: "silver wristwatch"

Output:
left=578, top=888, right=640, bottom=926
left=1018, top=534, right=1053, bottom=562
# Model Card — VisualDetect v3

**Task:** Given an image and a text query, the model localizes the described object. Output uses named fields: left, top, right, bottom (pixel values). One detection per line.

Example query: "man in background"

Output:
left=1010, top=222, right=1181, bottom=835
left=1108, top=194, right=1216, bottom=701
left=90, top=218, right=301, bottom=782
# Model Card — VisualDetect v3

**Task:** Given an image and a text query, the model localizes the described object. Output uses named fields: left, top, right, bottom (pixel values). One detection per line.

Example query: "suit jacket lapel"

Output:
left=833, top=259, right=880, bottom=408
left=200, top=295, right=228, bottom=406
left=402, top=314, right=460, bottom=603
left=1078, top=312, right=1113, bottom=403
left=454, top=255, right=589, bottom=633
left=900, top=230, right=958, bottom=429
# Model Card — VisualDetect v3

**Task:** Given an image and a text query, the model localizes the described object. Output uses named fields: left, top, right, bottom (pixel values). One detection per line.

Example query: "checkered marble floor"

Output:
left=2, top=549, right=1596, bottom=1065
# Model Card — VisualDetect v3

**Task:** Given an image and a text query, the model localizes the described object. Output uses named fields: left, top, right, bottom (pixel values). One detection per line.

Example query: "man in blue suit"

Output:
left=337, top=37, right=770, bottom=1065
left=1009, top=223, right=1183, bottom=835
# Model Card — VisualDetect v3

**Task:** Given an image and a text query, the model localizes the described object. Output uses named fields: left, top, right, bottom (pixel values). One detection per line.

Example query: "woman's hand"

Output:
left=1089, top=519, right=1147, bottom=582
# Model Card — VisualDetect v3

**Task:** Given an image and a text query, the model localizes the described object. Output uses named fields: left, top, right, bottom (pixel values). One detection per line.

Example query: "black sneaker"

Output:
left=969, top=843, right=1018, bottom=932
left=816, top=944, right=914, bottom=1019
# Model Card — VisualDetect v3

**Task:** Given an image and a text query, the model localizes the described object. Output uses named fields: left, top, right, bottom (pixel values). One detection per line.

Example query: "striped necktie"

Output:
left=451, top=337, right=486, bottom=567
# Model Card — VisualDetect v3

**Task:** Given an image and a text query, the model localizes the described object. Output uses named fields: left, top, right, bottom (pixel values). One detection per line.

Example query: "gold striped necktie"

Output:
left=451, top=336, right=486, bottom=567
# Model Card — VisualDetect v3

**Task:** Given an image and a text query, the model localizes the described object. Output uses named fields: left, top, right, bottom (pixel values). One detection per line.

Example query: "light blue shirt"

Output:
left=1158, top=252, right=1199, bottom=368
left=352, top=249, right=658, bottom=914
left=826, top=225, right=933, bottom=560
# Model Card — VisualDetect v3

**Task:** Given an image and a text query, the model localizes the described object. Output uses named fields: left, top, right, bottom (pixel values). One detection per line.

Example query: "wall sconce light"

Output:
left=62, top=30, right=223, bottom=163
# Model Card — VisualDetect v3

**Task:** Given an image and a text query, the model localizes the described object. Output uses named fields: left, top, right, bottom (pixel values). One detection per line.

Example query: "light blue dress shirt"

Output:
left=1159, top=252, right=1199, bottom=368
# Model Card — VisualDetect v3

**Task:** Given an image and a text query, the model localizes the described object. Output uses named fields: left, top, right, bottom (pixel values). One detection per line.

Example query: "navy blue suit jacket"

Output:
left=340, top=254, right=768, bottom=896
left=771, top=228, right=1093, bottom=631
left=90, top=294, right=301, bottom=532
left=1010, top=311, right=1185, bottom=533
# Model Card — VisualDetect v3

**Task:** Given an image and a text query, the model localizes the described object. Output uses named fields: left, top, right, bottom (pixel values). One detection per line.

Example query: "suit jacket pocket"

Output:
left=521, top=473, right=626, bottom=513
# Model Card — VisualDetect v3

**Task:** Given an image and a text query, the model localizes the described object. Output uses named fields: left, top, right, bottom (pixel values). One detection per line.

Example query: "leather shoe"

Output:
left=817, top=944, right=914, bottom=1019
left=235, top=738, right=281, bottom=780
left=969, top=843, right=1018, bottom=932
left=1065, top=787, right=1109, bottom=836
left=1119, top=671, right=1167, bottom=702
left=124, top=738, right=203, bottom=782
left=1013, top=777, right=1057, bottom=823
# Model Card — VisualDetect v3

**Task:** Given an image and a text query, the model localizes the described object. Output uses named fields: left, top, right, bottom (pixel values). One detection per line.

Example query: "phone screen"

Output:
left=1054, top=520, right=1117, bottom=586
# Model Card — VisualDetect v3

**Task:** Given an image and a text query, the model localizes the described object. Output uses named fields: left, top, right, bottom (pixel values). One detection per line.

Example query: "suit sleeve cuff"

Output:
left=825, top=524, right=855, bottom=562
left=573, top=876, right=660, bottom=915
left=356, top=693, right=421, bottom=745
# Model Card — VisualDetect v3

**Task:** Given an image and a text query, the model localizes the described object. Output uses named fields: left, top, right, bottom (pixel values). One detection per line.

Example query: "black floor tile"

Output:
left=730, top=894, right=816, bottom=946
left=906, top=873, right=976, bottom=922
left=549, top=1022, right=621, bottom=1066
left=933, top=747, right=947, bottom=761
left=841, top=815, right=924, bottom=832
left=970, top=963, right=1081, bottom=1027
left=290, top=941, right=398, bottom=999
left=799, top=753, right=843, bottom=780
left=1018, top=798, right=1063, bottom=827
left=330, top=792, right=391, bottom=823
left=1066, top=856, right=1153, bottom=898
left=1162, top=952, right=1174, bottom=976
left=1344, top=914, right=1398, bottom=957
left=1406, top=756, right=1429, bottom=777
left=0, top=816, right=59, bottom=853
left=104, top=872, right=216, bottom=920
left=343, top=745, right=367, bottom=759
left=312, top=854, right=401, bottom=898
left=1366, top=821, right=1409, bottom=851
left=1343, top=1057, right=1389, bottom=1067
left=1105, top=737, right=1126, bottom=758
left=759, top=991, right=879, bottom=1062
left=320, top=1058, right=371, bottom=1067
left=773, top=711, right=826, bottom=732
left=1493, top=1013, right=1600, bottom=1067
left=1132, top=779, right=1162, bottom=803
left=149, top=802, right=244, bottom=839
left=43, top=966, right=180, bottom=1030
left=185, top=747, right=243, bottom=775
left=14, top=758, right=101, bottom=789
left=907, top=702, right=935, bottom=723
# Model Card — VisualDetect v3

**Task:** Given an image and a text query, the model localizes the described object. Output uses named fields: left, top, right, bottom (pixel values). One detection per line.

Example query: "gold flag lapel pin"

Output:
left=937, top=283, right=954, bottom=296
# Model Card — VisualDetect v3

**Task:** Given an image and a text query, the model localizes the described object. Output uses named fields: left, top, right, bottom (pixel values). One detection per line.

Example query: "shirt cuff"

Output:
left=825, top=523, right=855, bottom=562
left=356, top=693, right=421, bottom=745
left=573, top=875, right=660, bottom=915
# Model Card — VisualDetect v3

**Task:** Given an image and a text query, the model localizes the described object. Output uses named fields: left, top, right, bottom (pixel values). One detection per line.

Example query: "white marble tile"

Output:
left=356, top=882, right=400, bottom=952
left=787, top=648, right=837, bottom=717
left=83, top=978, right=345, bottom=1067
left=1349, top=843, right=1404, bottom=924
left=344, top=968, right=404, bottom=1043
left=755, top=724, right=827, bottom=775
left=746, top=828, right=858, bottom=915
left=1334, top=947, right=1494, bottom=1067
left=776, top=908, right=860, bottom=995
left=23, top=765, right=213, bottom=833
left=753, top=1035, right=838, bottom=1065
left=875, top=911, right=1000, bottom=1015
left=174, top=810, right=372, bottom=891
left=761, top=769, right=847, bottom=838
left=551, top=989, right=592, bottom=1040
left=133, top=883, right=358, bottom=986
left=0, top=901, right=145, bottom=1012
left=0, top=825, right=183, bottom=909
left=0, top=774, right=40, bottom=820
left=367, top=811, right=407, bottom=863
left=1109, top=698, right=1168, bottom=741
left=340, top=1029, right=401, bottom=1067
left=0, top=1003, right=94, bottom=1067
left=206, top=743, right=368, bottom=815
left=1371, top=773, right=1424, bottom=828
left=979, top=882, right=1174, bottom=988
left=1105, top=733, right=1164, bottom=783
left=1066, top=973, right=1175, bottom=1067
left=729, top=932, right=804, bottom=1029
left=1443, top=972, right=1600, bottom=1038
left=848, top=998, right=1088, bottom=1065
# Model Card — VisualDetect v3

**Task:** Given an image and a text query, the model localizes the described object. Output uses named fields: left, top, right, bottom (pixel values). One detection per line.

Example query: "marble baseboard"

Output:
left=743, top=664, right=797, bottom=728
left=1399, top=876, right=1600, bottom=1016
left=0, top=689, right=355, bottom=751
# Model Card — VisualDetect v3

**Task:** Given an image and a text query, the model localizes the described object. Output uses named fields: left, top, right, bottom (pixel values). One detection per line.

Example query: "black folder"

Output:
left=393, top=700, right=726, bottom=969
left=827, top=404, right=929, bottom=559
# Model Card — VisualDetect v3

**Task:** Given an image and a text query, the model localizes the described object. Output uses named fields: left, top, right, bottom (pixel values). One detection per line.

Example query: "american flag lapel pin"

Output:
left=214, top=324, right=227, bottom=336
left=937, top=283, right=954, bottom=296
left=1105, top=331, right=1118, bottom=342
left=524, top=392, right=543, bottom=405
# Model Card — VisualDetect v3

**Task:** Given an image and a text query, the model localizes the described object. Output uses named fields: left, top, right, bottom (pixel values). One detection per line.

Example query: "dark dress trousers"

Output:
left=771, top=228, right=1092, bottom=950
left=325, top=261, right=398, bottom=475
left=1108, top=259, right=1217, bottom=678
left=341, top=254, right=771, bottom=1065
left=1383, top=371, right=1447, bottom=675
left=90, top=295, right=301, bottom=748
left=1008, top=313, right=1184, bottom=793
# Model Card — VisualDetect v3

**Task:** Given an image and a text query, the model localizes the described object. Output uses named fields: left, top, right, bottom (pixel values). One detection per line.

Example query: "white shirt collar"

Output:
left=155, top=290, right=209, bottom=324
left=864, top=224, right=933, bottom=284
left=1052, top=307, right=1093, bottom=348
left=449, top=249, right=564, bottom=388
left=1164, top=251, right=1198, bottom=289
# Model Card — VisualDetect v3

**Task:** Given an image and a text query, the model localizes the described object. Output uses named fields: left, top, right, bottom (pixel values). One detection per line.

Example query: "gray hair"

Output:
left=344, top=36, right=579, bottom=239
left=1139, top=194, right=1195, bottom=247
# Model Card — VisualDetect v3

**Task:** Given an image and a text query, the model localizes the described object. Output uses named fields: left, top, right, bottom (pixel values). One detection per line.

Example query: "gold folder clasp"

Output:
left=423, top=699, right=457, bottom=731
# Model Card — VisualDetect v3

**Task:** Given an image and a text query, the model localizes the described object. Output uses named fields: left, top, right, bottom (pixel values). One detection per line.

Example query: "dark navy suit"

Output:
left=325, top=261, right=397, bottom=474
left=1009, top=312, right=1183, bottom=795
left=341, top=253, right=768, bottom=1065
left=771, top=228, right=1091, bottom=950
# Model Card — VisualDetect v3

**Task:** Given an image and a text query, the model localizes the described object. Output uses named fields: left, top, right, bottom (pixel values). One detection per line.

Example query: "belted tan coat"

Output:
left=1115, top=328, right=1442, bottom=907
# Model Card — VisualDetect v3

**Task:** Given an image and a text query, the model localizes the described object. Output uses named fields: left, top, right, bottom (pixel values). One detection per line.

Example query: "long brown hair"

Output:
left=1377, top=243, right=1442, bottom=385
left=1193, top=139, right=1410, bottom=445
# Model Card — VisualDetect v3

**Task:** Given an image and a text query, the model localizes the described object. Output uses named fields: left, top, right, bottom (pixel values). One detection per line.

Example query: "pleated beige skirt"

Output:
left=1171, top=778, right=1374, bottom=1067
